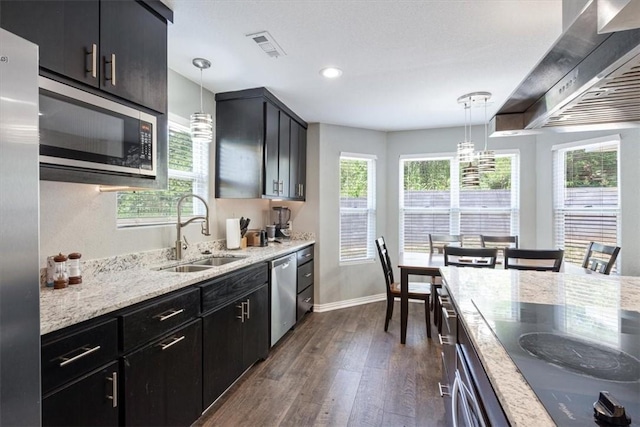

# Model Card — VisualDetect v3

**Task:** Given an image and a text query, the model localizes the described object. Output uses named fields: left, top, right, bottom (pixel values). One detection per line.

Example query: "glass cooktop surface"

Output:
left=471, top=299, right=640, bottom=426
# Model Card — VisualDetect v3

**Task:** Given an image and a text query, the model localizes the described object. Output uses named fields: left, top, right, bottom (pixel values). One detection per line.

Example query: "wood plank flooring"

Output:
left=194, top=301, right=446, bottom=427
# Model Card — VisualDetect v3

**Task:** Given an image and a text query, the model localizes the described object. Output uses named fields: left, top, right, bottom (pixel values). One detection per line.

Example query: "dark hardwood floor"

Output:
left=194, top=301, right=446, bottom=427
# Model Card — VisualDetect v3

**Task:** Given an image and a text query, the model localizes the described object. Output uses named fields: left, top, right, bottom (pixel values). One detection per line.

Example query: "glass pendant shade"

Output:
left=190, top=112, right=213, bottom=143
left=191, top=57, right=212, bottom=143
left=457, top=141, right=475, bottom=163
left=461, top=162, right=480, bottom=187
left=477, top=150, right=496, bottom=173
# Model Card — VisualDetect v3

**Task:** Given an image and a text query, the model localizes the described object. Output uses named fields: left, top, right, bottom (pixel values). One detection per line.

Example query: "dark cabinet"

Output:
left=43, top=361, right=119, bottom=427
left=296, top=245, right=314, bottom=321
left=201, top=264, right=269, bottom=408
left=0, top=0, right=171, bottom=113
left=215, top=87, right=307, bottom=200
left=123, top=319, right=203, bottom=427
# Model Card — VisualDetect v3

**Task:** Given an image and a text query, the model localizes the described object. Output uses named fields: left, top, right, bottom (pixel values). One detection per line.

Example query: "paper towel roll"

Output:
left=226, top=218, right=241, bottom=249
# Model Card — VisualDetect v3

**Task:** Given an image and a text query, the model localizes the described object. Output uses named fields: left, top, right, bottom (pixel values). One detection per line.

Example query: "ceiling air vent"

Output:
left=246, top=31, right=286, bottom=58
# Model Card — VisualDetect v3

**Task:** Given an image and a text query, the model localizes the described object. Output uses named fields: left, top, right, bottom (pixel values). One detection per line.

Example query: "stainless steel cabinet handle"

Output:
left=438, top=334, right=451, bottom=346
left=105, top=53, right=116, bottom=86
left=442, top=306, right=455, bottom=319
left=236, top=302, right=245, bottom=322
left=156, top=308, right=184, bottom=322
left=160, top=335, right=185, bottom=351
left=300, top=184, right=304, bottom=198
left=59, top=345, right=101, bottom=367
left=86, top=43, right=97, bottom=78
left=304, top=253, right=311, bottom=258
left=438, top=382, right=450, bottom=397
left=107, top=372, right=117, bottom=408
left=245, top=299, right=250, bottom=320
left=273, top=180, right=279, bottom=194
left=279, top=180, right=284, bottom=193
left=304, top=273, right=312, bottom=278
left=303, top=297, right=312, bottom=303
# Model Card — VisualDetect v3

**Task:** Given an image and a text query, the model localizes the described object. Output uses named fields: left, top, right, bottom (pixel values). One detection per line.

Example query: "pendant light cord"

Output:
left=199, top=68, right=204, bottom=113
left=484, top=97, right=488, bottom=151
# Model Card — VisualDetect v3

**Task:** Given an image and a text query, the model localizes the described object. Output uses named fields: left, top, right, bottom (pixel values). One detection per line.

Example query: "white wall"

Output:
left=39, top=70, right=270, bottom=264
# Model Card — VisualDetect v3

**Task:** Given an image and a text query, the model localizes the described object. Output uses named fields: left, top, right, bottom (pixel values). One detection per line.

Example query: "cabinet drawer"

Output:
left=42, top=319, right=117, bottom=395
left=297, top=260, right=314, bottom=293
left=297, top=284, right=313, bottom=321
left=297, top=246, right=314, bottom=265
left=201, top=263, right=268, bottom=313
left=120, top=288, right=200, bottom=352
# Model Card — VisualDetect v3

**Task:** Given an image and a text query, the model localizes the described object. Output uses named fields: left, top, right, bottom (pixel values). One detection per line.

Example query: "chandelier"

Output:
left=456, top=91, right=493, bottom=187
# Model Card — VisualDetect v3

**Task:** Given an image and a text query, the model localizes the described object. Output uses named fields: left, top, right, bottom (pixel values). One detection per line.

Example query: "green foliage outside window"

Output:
left=565, top=149, right=617, bottom=188
left=340, top=159, right=369, bottom=198
left=404, top=159, right=450, bottom=190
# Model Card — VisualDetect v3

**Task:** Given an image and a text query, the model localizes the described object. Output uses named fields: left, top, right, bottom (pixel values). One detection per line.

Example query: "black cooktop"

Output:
left=472, top=300, right=640, bottom=426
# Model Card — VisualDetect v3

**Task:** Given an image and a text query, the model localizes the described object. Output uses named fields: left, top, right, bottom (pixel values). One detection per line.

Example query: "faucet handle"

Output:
left=182, top=235, right=189, bottom=249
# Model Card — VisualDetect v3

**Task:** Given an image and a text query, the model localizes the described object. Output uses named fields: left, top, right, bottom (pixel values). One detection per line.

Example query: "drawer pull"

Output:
left=303, top=297, right=312, bottom=303
left=236, top=302, right=245, bottom=322
left=442, top=306, right=455, bottom=319
left=438, top=334, right=452, bottom=346
left=304, top=253, right=311, bottom=258
left=159, top=335, right=185, bottom=351
left=59, top=345, right=101, bottom=367
left=304, top=273, right=312, bottom=278
left=86, top=43, right=97, bottom=78
left=438, top=382, right=450, bottom=397
left=107, top=372, right=117, bottom=408
left=245, top=299, right=250, bottom=320
left=156, top=308, right=184, bottom=322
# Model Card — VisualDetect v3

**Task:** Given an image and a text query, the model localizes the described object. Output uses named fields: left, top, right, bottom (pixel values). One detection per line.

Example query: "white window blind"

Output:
left=400, top=152, right=519, bottom=252
left=553, top=137, right=620, bottom=268
left=117, top=121, right=209, bottom=226
left=339, top=154, right=376, bottom=263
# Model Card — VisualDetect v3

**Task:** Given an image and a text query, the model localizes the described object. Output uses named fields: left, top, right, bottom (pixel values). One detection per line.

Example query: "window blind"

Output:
left=339, top=155, right=376, bottom=263
left=552, top=138, right=620, bottom=268
left=117, top=122, right=209, bottom=225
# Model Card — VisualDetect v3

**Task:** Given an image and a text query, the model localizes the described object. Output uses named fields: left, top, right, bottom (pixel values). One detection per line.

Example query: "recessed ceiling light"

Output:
left=320, top=67, right=342, bottom=79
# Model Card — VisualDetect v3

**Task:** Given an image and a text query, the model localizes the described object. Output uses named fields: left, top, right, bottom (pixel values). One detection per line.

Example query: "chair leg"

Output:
left=384, top=297, right=394, bottom=332
left=425, top=296, right=431, bottom=339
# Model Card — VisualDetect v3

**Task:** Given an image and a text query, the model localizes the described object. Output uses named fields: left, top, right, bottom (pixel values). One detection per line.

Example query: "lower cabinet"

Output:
left=202, top=283, right=269, bottom=408
left=43, top=361, right=119, bottom=427
left=122, top=319, right=202, bottom=427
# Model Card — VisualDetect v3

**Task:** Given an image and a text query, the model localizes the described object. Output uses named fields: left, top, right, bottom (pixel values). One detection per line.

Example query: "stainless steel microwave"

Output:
left=38, top=77, right=157, bottom=177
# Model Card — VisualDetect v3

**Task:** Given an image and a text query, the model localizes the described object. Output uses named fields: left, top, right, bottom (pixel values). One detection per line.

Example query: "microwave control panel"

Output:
left=139, top=121, right=153, bottom=170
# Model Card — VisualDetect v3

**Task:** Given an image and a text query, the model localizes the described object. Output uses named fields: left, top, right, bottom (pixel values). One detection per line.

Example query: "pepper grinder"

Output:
left=53, top=253, right=68, bottom=289
left=68, top=252, right=82, bottom=285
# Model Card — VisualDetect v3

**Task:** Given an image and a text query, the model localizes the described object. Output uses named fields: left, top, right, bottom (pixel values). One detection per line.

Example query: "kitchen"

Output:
left=1, top=0, right=640, bottom=426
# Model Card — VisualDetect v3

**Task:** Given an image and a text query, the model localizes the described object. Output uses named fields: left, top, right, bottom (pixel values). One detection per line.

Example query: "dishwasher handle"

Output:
left=271, top=254, right=296, bottom=269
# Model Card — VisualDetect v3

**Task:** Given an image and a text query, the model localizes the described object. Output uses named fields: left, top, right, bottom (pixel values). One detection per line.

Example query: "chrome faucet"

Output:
left=175, top=194, right=211, bottom=260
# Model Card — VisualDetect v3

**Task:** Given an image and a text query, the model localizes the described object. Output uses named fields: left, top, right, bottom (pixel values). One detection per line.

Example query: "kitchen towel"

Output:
left=226, top=218, right=241, bottom=249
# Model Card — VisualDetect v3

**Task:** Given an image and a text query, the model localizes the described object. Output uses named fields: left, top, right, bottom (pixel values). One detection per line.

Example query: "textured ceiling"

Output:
left=166, top=0, right=563, bottom=131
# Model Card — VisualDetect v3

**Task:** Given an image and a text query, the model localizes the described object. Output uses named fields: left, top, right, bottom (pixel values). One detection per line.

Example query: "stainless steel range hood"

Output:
left=491, top=0, right=640, bottom=136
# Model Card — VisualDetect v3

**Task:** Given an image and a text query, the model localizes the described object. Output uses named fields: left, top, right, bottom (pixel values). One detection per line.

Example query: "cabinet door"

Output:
left=242, top=284, right=270, bottom=369
left=278, top=112, right=291, bottom=198
left=289, top=120, right=307, bottom=200
left=100, top=0, right=167, bottom=112
left=123, top=319, right=202, bottom=427
left=0, top=0, right=100, bottom=85
left=42, top=361, right=118, bottom=427
left=202, top=302, right=244, bottom=408
left=264, top=101, right=280, bottom=197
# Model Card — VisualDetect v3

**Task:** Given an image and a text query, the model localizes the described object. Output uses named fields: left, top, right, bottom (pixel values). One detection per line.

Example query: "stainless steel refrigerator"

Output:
left=0, top=28, right=42, bottom=425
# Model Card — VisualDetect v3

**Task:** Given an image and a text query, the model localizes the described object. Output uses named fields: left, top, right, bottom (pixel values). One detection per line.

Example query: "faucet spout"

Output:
left=175, top=194, right=211, bottom=260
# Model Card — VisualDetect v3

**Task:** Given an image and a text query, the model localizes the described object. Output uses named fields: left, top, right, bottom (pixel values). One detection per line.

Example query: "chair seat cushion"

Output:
left=390, top=281, right=431, bottom=298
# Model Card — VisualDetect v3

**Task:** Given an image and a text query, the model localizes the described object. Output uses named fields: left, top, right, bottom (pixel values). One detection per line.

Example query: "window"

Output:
left=400, top=152, right=519, bottom=252
left=553, top=136, right=620, bottom=267
left=117, top=120, right=209, bottom=225
left=339, top=153, right=376, bottom=263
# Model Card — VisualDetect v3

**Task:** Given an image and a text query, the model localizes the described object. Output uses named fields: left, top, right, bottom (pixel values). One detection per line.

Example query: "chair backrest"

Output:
left=429, top=234, right=462, bottom=254
left=480, top=235, right=519, bottom=249
left=444, top=246, right=498, bottom=268
left=504, top=248, right=564, bottom=272
left=375, top=237, right=394, bottom=292
left=581, top=242, right=620, bottom=275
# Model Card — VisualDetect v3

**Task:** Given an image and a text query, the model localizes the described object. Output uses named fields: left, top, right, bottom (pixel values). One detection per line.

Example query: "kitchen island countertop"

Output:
left=440, top=267, right=640, bottom=426
left=40, top=239, right=315, bottom=335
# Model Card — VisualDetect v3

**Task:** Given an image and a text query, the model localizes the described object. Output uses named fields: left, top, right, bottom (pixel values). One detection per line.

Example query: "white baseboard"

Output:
left=313, top=293, right=425, bottom=313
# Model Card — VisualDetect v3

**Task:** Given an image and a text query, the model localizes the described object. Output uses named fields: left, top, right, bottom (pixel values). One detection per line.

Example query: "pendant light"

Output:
left=190, top=58, right=213, bottom=144
left=477, top=92, right=495, bottom=173
left=456, top=96, right=475, bottom=163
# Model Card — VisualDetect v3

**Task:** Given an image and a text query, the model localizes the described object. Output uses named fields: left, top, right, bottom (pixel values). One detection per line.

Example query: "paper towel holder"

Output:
left=226, top=218, right=241, bottom=250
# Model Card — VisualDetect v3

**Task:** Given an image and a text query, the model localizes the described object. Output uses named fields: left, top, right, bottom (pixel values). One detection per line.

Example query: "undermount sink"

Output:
left=190, top=256, right=246, bottom=267
left=164, top=265, right=215, bottom=273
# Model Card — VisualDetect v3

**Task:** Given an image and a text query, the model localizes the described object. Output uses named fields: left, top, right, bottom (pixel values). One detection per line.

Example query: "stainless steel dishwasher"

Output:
left=271, top=253, right=297, bottom=346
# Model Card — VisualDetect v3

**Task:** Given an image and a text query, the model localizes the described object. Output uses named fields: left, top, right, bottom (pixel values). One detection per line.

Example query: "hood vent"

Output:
left=491, top=0, right=640, bottom=136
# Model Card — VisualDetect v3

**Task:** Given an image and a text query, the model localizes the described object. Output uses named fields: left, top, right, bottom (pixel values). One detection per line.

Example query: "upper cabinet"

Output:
left=215, top=88, right=308, bottom=200
left=0, top=0, right=171, bottom=114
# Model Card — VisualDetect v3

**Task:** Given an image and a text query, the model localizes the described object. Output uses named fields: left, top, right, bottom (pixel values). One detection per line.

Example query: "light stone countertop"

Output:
left=40, top=239, right=315, bottom=335
left=440, top=267, right=640, bottom=427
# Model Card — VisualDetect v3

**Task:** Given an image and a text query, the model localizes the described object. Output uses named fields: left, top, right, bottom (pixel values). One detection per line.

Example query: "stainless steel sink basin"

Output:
left=164, top=265, right=215, bottom=273
left=190, top=256, right=246, bottom=267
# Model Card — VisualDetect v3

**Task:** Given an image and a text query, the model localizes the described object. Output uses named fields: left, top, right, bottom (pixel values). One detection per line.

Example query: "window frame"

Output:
left=339, top=152, right=377, bottom=264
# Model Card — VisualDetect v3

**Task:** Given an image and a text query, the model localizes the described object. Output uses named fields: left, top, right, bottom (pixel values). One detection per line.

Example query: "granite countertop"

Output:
left=439, top=267, right=640, bottom=426
left=40, top=239, right=315, bottom=335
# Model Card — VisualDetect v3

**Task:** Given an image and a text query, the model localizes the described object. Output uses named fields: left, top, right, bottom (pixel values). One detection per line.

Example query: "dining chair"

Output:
left=444, top=246, right=499, bottom=268
left=581, top=242, right=620, bottom=275
left=428, top=234, right=463, bottom=254
left=504, top=248, right=564, bottom=272
left=481, top=235, right=519, bottom=250
left=375, top=236, right=431, bottom=337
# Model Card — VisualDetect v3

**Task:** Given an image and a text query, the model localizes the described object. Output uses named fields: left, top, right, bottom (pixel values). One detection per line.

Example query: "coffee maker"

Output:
left=271, top=206, right=291, bottom=239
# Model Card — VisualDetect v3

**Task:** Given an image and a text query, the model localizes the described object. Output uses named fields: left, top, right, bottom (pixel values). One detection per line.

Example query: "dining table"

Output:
left=397, top=252, right=596, bottom=344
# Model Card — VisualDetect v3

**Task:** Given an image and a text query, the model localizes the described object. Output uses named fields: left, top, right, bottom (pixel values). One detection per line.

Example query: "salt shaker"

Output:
left=68, top=252, right=82, bottom=285
left=53, top=253, right=68, bottom=289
